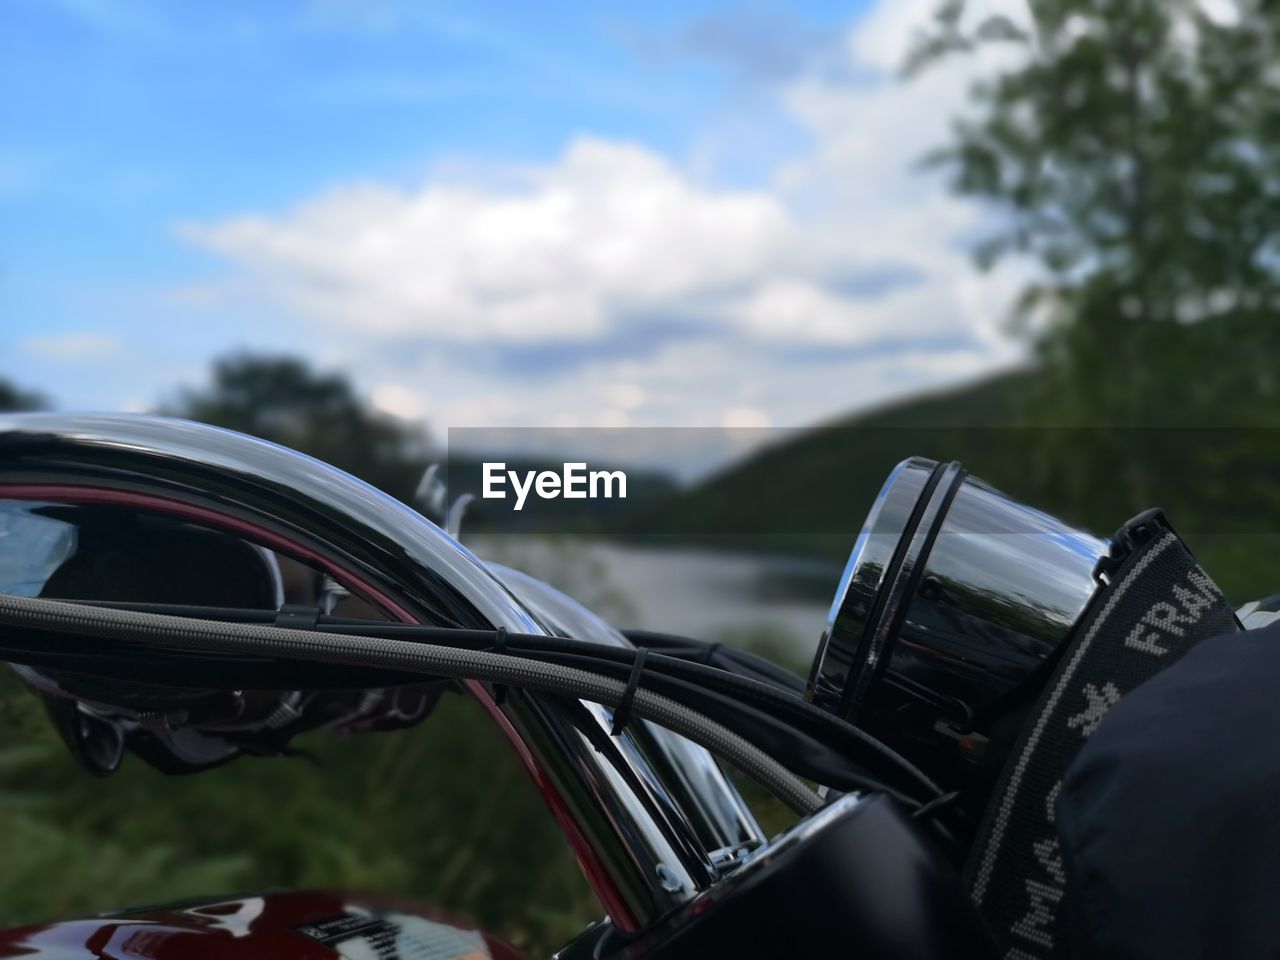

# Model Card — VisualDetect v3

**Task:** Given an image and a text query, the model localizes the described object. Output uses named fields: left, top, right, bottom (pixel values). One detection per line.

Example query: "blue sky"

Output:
left=1, top=0, right=1025, bottom=430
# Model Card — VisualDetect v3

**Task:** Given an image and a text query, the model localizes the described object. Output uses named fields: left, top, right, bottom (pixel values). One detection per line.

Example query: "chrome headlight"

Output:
left=808, top=458, right=1109, bottom=800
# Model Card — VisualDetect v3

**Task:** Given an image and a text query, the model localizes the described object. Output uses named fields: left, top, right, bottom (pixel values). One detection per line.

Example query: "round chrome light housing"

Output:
left=807, top=458, right=1109, bottom=799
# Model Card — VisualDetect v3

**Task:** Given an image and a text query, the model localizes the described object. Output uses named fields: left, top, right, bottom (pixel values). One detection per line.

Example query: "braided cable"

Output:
left=0, top=593, right=822, bottom=814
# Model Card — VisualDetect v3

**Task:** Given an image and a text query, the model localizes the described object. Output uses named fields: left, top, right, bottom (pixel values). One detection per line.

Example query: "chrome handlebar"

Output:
left=0, top=412, right=754, bottom=930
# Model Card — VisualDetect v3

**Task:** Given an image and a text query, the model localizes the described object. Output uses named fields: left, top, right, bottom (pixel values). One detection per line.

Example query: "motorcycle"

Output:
left=0, top=414, right=1251, bottom=958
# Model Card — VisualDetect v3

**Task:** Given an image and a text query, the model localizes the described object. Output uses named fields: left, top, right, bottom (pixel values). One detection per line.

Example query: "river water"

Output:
left=468, top=535, right=842, bottom=669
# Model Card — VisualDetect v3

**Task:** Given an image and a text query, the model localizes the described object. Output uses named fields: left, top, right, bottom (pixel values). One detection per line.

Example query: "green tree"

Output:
left=168, top=355, right=428, bottom=502
left=907, top=0, right=1280, bottom=585
left=0, top=380, right=45, bottom=412
left=911, top=0, right=1280, bottom=427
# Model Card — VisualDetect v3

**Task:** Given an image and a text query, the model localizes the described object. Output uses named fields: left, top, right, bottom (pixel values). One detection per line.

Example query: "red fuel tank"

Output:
left=0, top=890, right=526, bottom=960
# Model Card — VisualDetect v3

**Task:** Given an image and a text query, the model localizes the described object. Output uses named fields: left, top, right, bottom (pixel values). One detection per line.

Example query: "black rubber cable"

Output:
left=0, top=593, right=822, bottom=814
left=622, top=628, right=806, bottom=693
left=539, top=646, right=933, bottom=804
left=47, top=597, right=942, bottom=800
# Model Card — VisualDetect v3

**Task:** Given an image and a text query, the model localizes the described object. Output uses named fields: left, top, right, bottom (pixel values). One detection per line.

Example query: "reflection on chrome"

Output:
left=808, top=457, right=1109, bottom=817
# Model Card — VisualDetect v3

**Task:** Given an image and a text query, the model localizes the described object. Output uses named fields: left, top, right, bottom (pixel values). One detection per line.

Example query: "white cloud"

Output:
left=721, top=406, right=772, bottom=430
left=1199, top=0, right=1241, bottom=26
left=370, top=383, right=425, bottom=420
left=179, top=0, right=1032, bottom=430
left=339, top=328, right=1007, bottom=441
left=182, top=139, right=790, bottom=344
left=22, top=332, right=122, bottom=361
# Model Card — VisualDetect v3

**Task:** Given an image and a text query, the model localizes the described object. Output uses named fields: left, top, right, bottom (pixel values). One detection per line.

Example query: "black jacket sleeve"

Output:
left=1056, top=623, right=1280, bottom=959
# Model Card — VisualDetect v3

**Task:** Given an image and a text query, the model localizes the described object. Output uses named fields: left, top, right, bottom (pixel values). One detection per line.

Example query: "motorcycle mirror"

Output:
left=42, top=695, right=125, bottom=778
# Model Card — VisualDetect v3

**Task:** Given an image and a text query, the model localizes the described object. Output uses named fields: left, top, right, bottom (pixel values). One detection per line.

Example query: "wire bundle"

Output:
left=0, top=593, right=946, bottom=819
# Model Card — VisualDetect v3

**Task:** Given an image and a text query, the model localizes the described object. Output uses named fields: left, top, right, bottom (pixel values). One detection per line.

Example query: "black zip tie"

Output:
left=492, top=626, right=509, bottom=706
left=611, top=647, right=649, bottom=737
left=274, top=605, right=321, bottom=630
left=701, top=641, right=722, bottom=666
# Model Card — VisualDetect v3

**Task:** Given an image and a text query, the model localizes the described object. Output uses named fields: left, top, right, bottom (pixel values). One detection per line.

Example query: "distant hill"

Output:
left=629, top=362, right=1280, bottom=609
left=628, top=368, right=1043, bottom=554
